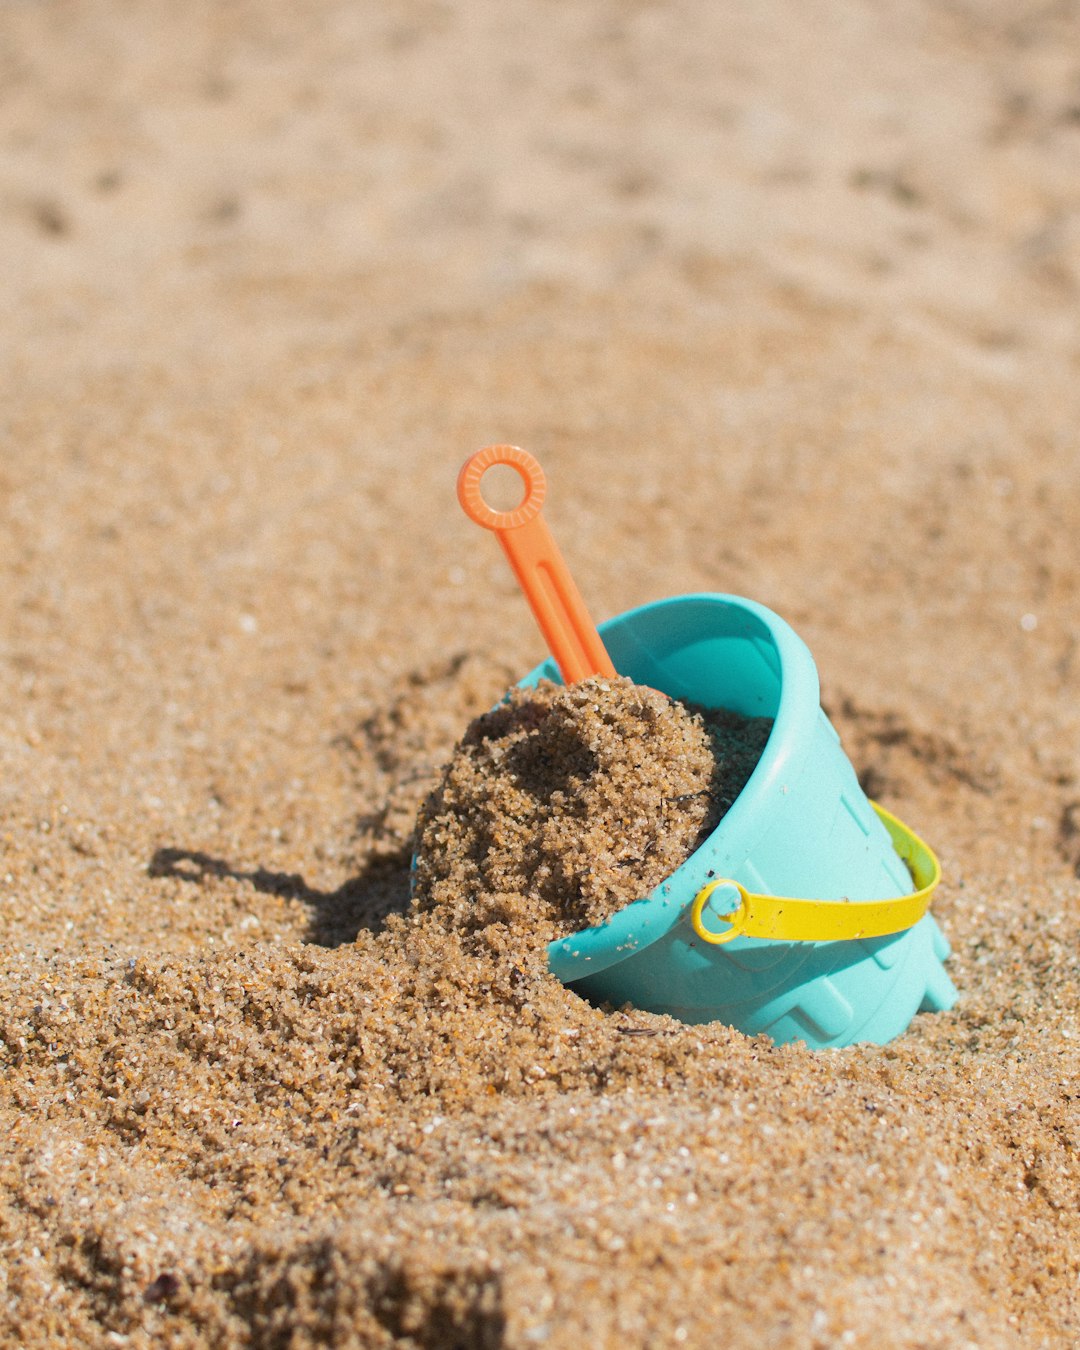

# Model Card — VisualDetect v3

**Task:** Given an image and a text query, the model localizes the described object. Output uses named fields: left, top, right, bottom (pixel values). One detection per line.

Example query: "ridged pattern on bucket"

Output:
left=566, top=711, right=959, bottom=1047
left=570, top=912, right=955, bottom=1048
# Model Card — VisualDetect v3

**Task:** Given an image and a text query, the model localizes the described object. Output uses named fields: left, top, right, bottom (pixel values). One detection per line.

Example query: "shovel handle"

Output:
left=457, top=445, right=616, bottom=685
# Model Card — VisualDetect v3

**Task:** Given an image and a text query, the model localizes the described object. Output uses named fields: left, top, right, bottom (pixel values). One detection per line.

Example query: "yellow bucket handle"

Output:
left=690, top=802, right=941, bottom=945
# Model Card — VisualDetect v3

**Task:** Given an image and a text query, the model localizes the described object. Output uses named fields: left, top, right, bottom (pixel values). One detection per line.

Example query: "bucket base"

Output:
left=570, top=913, right=957, bottom=1049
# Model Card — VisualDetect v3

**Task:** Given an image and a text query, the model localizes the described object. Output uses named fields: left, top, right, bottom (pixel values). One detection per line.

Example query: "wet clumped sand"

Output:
left=412, top=675, right=772, bottom=938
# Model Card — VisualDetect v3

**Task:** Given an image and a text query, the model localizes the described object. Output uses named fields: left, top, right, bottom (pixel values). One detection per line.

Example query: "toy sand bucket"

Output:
left=455, top=448, right=956, bottom=1049
left=520, top=593, right=958, bottom=1049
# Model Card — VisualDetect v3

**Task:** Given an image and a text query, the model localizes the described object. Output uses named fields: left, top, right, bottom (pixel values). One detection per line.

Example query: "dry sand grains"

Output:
left=412, top=675, right=772, bottom=937
left=3, top=1, right=1080, bottom=1346
left=1, top=655, right=1077, bottom=1348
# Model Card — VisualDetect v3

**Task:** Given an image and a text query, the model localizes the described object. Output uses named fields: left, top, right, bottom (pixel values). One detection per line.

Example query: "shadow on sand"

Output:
left=147, top=845, right=413, bottom=947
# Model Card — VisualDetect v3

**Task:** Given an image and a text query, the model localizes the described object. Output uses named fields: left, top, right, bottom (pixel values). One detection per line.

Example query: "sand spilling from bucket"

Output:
left=412, top=675, right=772, bottom=937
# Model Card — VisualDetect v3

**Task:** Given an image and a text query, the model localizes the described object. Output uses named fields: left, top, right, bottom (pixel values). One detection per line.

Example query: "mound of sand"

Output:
left=412, top=675, right=771, bottom=935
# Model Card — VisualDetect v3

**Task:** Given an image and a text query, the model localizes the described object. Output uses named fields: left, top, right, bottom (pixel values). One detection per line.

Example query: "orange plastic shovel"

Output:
left=457, top=445, right=616, bottom=685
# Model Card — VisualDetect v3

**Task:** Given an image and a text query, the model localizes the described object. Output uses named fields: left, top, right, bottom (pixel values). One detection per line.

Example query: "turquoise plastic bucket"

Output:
left=520, top=593, right=958, bottom=1049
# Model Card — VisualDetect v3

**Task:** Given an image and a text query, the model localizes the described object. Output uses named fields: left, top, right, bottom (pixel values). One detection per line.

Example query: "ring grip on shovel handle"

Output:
left=457, top=446, right=616, bottom=686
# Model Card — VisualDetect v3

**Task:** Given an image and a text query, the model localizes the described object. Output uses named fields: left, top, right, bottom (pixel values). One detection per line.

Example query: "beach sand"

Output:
left=1, top=1, right=1078, bottom=1345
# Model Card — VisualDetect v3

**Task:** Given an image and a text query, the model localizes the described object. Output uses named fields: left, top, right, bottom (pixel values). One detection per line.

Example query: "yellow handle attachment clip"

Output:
left=690, top=803, right=941, bottom=946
